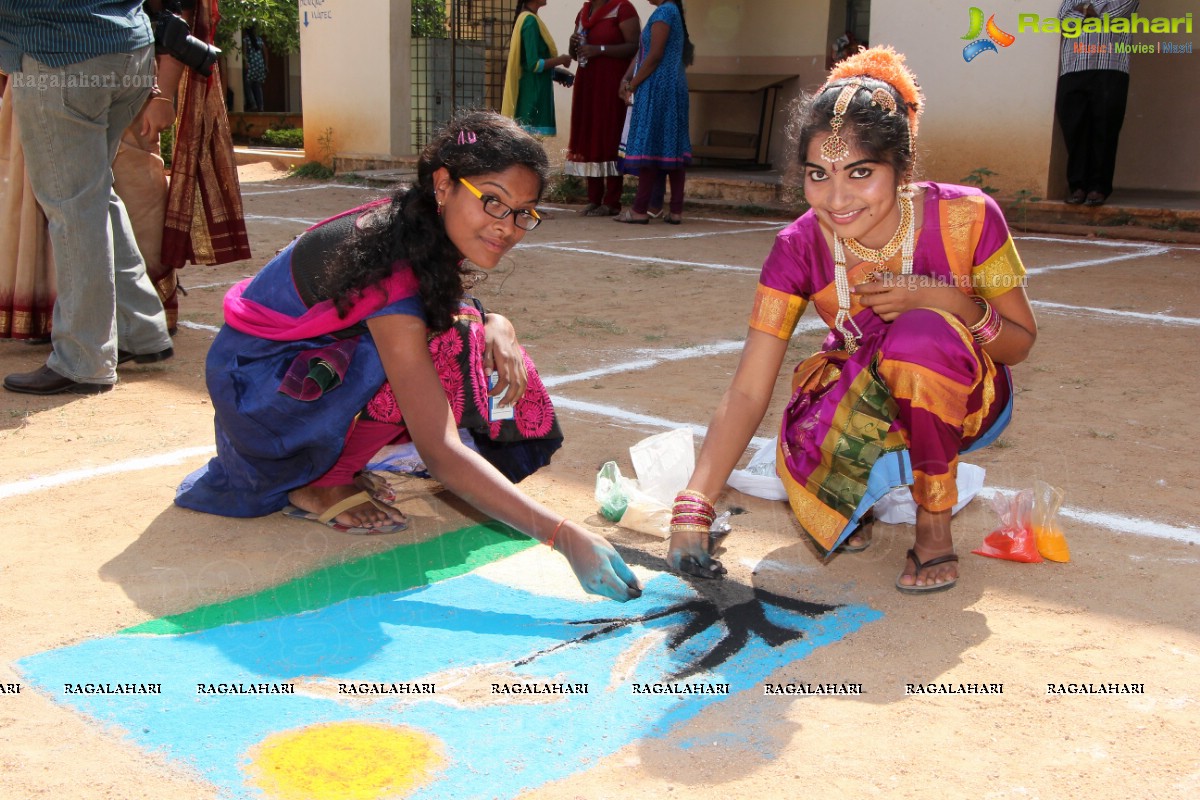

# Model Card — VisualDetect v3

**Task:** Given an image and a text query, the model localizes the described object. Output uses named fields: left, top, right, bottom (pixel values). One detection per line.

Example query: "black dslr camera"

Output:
left=153, top=0, right=220, bottom=76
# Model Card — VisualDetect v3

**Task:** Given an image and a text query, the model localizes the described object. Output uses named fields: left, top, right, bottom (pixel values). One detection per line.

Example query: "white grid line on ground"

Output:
left=244, top=214, right=321, bottom=226
left=185, top=281, right=243, bottom=290
left=1024, top=242, right=1168, bottom=275
left=177, top=320, right=221, bottom=333
left=241, top=183, right=386, bottom=196
left=1032, top=300, right=1200, bottom=326
left=521, top=245, right=758, bottom=272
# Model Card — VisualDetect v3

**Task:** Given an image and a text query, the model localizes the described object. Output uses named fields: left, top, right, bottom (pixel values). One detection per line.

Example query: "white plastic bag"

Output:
left=874, top=463, right=986, bottom=524
left=594, top=429, right=697, bottom=538
left=592, top=460, right=671, bottom=538
left=629, top=428, right=695, bottom=507
left=726, top=437, right=788, bottom=501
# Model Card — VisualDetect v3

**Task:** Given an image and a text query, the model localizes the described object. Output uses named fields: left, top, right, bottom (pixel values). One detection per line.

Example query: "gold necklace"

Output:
left=842, top=194, right=914, bottom=265
left=832, top=189, right=916, bottom=354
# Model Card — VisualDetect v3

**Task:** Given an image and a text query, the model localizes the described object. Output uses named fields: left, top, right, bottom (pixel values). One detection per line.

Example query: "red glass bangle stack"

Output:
left=968, top=296, right=1003, bottom=345
left=671, top=489, right=716, bottom=534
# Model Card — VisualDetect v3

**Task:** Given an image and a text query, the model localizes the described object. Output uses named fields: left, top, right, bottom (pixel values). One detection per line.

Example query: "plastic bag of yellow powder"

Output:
left=1032, top=479, right=1070, bottom=562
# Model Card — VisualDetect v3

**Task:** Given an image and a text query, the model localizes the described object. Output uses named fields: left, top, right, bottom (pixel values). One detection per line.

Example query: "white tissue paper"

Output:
left=874, top=462, right=986, bottom=523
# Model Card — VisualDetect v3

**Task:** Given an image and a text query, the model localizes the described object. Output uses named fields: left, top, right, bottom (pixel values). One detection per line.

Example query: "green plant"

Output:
left=289, top=161, right=335, bottom=179
left=961, top=166, right=999, bottom=196
left=544, top=174, right=585, bottom=203
left=735, top=204, right=778, bottom=216
left=1101, top=212, right=1135, bottom=227
left=288, top=126, right=336, bottom=179
left=262, top=127, right=304, bottom=148
left=159, top=124, right=175, bottom=169
left=215, top=0, right=300, bottom=57
left=1008, top=187, right=1041, bottom=228
left=412, top=0, right=449, bottom=38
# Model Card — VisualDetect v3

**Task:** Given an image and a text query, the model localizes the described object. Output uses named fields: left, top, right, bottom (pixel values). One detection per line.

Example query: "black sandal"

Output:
left=895, top=549, right=959, bottom=594
left=836, top=512, right=874, bottom=553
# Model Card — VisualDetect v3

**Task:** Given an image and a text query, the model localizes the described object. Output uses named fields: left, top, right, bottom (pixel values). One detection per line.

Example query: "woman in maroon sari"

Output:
left=565, top=0, right=640, bottom=216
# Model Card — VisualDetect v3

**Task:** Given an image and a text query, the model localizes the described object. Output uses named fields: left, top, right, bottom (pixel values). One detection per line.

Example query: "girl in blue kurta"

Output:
left=615, top=0, right=693, bottom=223
left=176, top=111, right=641, bottom=603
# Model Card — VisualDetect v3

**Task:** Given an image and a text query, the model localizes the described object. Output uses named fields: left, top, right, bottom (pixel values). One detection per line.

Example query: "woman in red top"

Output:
left=565, top=0, right=640, bottom=216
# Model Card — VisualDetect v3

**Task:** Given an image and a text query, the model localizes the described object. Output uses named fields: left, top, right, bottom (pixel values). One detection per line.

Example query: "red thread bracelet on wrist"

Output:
left=547, top=518, right=567, bottom=549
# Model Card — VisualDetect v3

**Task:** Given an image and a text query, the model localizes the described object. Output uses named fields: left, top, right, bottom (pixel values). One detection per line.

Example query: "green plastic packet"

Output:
left=595, top=461, right=629, bottom=522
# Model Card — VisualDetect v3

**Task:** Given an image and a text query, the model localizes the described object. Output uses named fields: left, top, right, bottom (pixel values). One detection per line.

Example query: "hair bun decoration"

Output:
left=869, top=88, right=897, bottom=114
left=827, top=45, right=923, bottom=141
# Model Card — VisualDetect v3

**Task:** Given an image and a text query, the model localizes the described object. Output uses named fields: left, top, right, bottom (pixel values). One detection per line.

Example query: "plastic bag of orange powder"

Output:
left=1033, top=479, right=1070, bottom=562
left=972, top=489, right=1041, bottom=562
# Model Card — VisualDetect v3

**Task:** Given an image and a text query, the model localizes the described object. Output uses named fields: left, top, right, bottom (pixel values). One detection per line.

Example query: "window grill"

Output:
left=411, top=1, right=517, bottom=150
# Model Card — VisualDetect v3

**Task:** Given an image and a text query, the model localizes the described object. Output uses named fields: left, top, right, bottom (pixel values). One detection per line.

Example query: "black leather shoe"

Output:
left=3, top=365, right=113, bottom=395
left=1065, top=189, right=1086, bottom=205
left=117, top=346, right=174, bottom=365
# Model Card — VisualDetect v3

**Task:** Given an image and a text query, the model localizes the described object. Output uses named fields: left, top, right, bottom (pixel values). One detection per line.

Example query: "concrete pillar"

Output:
left=299, top=0, right=413, bottom=162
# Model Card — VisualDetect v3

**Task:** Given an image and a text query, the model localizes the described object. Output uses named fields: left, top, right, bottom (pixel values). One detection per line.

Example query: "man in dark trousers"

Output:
left=0, top=1, right=174, bottom=395
left=1055, top=0, right=1140, bottom=207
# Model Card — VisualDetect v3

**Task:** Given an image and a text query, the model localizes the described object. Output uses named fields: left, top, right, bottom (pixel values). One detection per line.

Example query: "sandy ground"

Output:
left=1, top=163, right=1198, bottom=799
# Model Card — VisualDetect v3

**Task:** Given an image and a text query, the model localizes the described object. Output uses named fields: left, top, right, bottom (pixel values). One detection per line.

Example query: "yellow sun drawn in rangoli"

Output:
left=245, top=722, right=445, bottom=800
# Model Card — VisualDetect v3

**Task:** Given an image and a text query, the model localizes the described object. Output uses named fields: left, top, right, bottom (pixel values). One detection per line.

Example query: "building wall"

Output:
left=1108, top=0, right=1199, bottom=193
left=541, top=0, right=831, bottom=171
left=685, top=0, right=831, bottom=170
left=295, top=0, right=1196, bottom=194
left=872, top=0, right=1062, bottom=197
left=299, top=0, right=412, bottom=161
left=875, top=0, right=1198, bottom=197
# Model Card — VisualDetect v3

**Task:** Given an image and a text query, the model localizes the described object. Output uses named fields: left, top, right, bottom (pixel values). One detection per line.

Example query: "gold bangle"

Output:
left=677, top=488, right=715, bottom=507
left=669, top=523, right=711, bottom=535
left=966, top=296, right=992, bottom=333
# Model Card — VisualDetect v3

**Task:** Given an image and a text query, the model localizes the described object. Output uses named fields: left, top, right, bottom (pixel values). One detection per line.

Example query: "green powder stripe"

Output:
left=122, top=522, right=535, bottom=636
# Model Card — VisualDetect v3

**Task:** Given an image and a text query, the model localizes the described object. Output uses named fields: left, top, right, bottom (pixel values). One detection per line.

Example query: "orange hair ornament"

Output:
left=821, top=46, right=924, bottom=158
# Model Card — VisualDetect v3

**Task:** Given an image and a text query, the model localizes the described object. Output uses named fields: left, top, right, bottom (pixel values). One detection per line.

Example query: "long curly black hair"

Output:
left=322, top=110, right=550, bottom=332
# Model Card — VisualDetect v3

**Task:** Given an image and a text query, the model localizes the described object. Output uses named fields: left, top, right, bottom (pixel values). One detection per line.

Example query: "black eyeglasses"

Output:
left=458, top=178, right=542, bottom=231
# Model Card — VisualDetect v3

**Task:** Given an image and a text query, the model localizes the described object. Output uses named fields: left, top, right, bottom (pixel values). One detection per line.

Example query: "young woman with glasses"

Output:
left=176, top=110, right=642, bottom=603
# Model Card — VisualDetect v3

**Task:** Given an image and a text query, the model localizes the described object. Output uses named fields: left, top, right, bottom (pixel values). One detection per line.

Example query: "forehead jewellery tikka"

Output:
left=819, top=81, right=863, bottom=163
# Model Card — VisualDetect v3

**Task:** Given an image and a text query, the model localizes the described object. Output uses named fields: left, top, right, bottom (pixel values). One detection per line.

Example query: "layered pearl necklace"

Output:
left=832, top=188, right=915, bottom=354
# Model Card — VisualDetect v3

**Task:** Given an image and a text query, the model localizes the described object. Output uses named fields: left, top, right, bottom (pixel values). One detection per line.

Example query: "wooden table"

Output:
left=687, top=73, right=797, bottom=167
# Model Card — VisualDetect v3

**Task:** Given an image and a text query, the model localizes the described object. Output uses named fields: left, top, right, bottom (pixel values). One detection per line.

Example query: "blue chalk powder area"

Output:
left=18, top=572, right=880, bottom=799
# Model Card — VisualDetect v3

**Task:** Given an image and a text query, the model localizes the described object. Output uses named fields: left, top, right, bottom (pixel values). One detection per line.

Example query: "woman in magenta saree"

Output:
left=176, top=112, right=641, bottom=602
left=667, top=48, right=1037, bottom=594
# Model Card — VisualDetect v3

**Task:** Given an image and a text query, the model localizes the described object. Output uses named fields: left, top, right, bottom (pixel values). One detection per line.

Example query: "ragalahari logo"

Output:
left=962, top=6, right=1016, bottom=61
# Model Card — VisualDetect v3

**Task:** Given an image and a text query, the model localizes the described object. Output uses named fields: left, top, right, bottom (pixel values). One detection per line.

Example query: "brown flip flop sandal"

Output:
left=281, top=490, right=408, bottom=535
left=895, top=548, right=959, bottom=594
